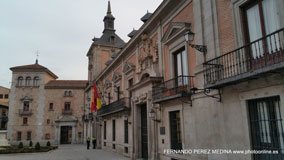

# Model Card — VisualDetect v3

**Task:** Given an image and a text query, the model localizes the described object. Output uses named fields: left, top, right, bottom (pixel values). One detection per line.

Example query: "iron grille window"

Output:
left=23, top=117, right=28, bottom=125
left=4, top=94, right=8, bottom=99
left=112, top=119, right=116, bottom=141
left=124, top=119, right=129, bottom=143
left=248, top=96, right=284, bottom=160
left=104, top=121, right=107, bottom=140
left=49, top=103, right=54, bottom=111
left=0, top=94, right=3, bottom=99
left=64, top=102, right=71, bottom=111
left=169, top=110, right=182, bottom=150
left=17, top=131, right=21, bottom=141
left=27, top=131, right=31, bottom=141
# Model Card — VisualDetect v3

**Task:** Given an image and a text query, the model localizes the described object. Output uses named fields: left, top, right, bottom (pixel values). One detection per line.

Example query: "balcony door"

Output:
left=244, top=0, right=281, bottom=59
left=173, top=48, right=189, bottom=89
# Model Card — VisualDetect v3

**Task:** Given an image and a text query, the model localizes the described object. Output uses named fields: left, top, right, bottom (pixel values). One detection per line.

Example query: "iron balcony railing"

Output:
left=204, top=28, right=284, bottom=88
left=97, top=97, right=130, bottom=117
left=62, top=109, right=73, bottom=115
left=19, top=109, right=33, bottom=116
left=152, top=75, right=195, bottom=103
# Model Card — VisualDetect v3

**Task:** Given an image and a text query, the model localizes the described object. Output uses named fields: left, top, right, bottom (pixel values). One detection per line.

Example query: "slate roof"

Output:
left=10, top=63, right=58, bottom=79
left=45, top=80, right=87, bottom=89
left=92, top=32, right=125, bottom=48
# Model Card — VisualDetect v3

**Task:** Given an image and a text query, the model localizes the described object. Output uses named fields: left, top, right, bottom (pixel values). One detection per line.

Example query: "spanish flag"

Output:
left=91, top=84, right=102, bottom=112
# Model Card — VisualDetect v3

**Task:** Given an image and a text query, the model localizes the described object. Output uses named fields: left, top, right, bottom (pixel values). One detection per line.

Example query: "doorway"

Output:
left=60, top=126, right=72, bottom=144
left=140, top=104, right=148, bottom=159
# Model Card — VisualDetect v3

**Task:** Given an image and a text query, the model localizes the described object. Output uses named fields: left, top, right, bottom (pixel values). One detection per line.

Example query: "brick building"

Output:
left=84, top=1, right=125, bottom=145
left=8, top=61, right=87, bottom=145
left=90, top=0, right=284, bottom=160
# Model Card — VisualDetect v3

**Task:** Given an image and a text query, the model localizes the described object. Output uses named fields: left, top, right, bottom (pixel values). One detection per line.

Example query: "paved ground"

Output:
left=0, top=144, right=130, bottom=160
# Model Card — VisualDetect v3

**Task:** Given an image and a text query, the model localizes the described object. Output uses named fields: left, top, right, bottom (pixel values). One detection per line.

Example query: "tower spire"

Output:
left=103, top=1, right=115, bottom=32
left=107, top=1, right=111, bottom=15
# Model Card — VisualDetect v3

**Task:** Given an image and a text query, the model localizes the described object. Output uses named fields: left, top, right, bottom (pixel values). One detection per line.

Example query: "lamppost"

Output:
left=184, top=30, right=207, bottom=54
left=149, top=109, right=161, bottom=123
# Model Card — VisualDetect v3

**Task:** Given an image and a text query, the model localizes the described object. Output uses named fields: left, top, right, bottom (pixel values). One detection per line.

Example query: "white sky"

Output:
left=0, top=0, right=163, bottom=88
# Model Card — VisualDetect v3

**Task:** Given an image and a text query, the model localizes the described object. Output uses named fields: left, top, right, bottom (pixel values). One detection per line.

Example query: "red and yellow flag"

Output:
left=90, top=84, right=102, bottom=112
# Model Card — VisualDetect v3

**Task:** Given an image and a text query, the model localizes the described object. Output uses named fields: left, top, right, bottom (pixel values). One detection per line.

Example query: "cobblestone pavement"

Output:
left=0, top=144, right=130, bottom=160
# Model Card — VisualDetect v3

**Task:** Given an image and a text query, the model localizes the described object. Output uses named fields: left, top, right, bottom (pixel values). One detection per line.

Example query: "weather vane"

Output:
left=35, top=50, right=39, bottom=64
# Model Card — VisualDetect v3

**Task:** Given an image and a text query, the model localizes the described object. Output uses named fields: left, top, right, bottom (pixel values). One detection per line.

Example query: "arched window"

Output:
left=26, top=77, right=31, bottom=86
left=17, top=76, right=23, bottom=86
left=68, top=91, right=72, bottom=96
left=33, top=76, right=39, bottom=86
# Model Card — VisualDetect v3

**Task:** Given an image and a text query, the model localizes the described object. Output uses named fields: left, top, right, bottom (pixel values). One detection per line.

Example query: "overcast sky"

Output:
left=0, top=0, right=162, bottom=88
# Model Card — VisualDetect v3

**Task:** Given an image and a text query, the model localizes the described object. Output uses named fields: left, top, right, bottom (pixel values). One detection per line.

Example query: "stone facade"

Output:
left=8, top=62, right=86, bottom=146
left=90, top=0, right=284, bottom=160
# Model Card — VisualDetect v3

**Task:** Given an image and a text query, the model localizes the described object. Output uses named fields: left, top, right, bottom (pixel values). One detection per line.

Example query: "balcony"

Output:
left=204, top=28, right=284, bottom=88
left=62, top=109, right=73, bottom=115
left=19, top=109, right=33, bottom=116
left=97, top=97, right=130, bottom=117
left=152, top=76, right=195, bottom=103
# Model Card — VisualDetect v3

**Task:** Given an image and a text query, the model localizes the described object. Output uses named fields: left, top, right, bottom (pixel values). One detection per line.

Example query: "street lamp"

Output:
left=184, top=31, right=207, bottom=54
left=149, top=109, right=160, bottom=123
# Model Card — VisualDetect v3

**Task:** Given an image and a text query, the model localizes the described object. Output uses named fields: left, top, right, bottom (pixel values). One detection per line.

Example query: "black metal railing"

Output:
left=19, top=109, right=33, bottom=116
left=152, top=75, right=194, bottom=103
left=204, top=28, right=284, bottom=88
left=97, top=97, right=130, bottom=117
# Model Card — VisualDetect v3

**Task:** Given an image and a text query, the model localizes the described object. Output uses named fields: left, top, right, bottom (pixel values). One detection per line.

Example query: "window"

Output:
left=112, top=144, right=116, bottom=149
left=104, top=121, right=107, bottom=140
left=33, top=76, right=39, bottom=86
left=128, top=78, right=133, bottom=88
left=243, top=0, right=281, bottom=58
left=49, top=103, right=54, bottom=111
left=17, top=76, right=23, bottom=86
left=128, top=79, right=133, bottom=107
left=45, top=133, right=50, bottom=140
left=64, top=90, right=72, bottom=97
left=64, top=102, right=71, bottom=111
left=25, top=77, right=31, bottom=86
left=27, top=131, right=31, bottom=141
left=169, top=111, right=182, bottom=150
left=116, top=86, right=120, bottom=100
left=173, top=48, right=188, bottom=85
left=23, top=101, right=30, bottom=111
left=4, top=94, right=8, bottom=99
left=47, top=119, right=50, bottom=124
left=0, top=94, right=3, bottom=99
left=17, top=131, right=22, bottom=141
left=124, top=119, right=128, bottom=143
left=107, top=93, right=111, bottom=104
left=124, top=147, right=128, bottom=153
left=248, top=96, right=284, bottom=160
left=23, top=117, right=28, bottom=125
left=112, top=119, right=116, bottom=141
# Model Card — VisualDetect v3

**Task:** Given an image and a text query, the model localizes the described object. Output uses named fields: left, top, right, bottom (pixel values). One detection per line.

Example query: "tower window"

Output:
left=17, top=76, right=23, bottom=86
left=25, top=77, right=31, bottom=86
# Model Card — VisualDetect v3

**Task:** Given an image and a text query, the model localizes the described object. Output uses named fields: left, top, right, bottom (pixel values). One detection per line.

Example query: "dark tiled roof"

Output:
left=128, top=29, right=138, bottom=38
left=10, top=63, right=58, bottom=79
left=45, top=80, right=87, bottom=89
left=141, top=12, right=152, bottom=23
left=93, top=31, right=125, bottom=48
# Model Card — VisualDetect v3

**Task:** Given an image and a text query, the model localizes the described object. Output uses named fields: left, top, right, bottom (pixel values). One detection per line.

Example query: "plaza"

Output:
left=0, top=144, right=129, bottom=160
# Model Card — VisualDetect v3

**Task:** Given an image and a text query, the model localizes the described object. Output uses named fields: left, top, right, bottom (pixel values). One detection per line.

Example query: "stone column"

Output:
left=72, top=126, right=76, bottom=144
